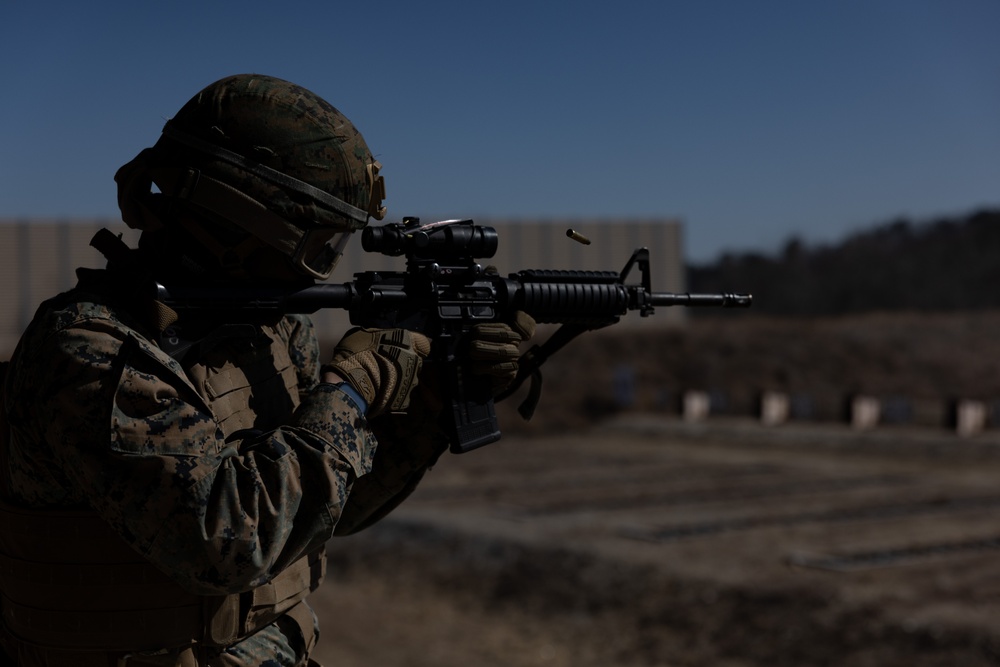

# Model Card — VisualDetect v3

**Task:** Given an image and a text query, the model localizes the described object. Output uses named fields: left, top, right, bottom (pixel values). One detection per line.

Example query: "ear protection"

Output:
left=114, top=147, right=167, bottom=232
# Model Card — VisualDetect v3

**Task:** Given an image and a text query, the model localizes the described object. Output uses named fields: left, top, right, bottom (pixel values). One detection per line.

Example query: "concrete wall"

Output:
left=0, top=219, right=141, bottom=356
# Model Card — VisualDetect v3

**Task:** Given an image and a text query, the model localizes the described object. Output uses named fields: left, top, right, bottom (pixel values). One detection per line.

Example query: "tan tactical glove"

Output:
left=327, top=328, right=432, bottom=416
left=466, top=311, right=536, bottom=394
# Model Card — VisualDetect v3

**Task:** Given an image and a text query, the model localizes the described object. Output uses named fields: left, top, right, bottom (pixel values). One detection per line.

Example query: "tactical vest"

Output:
left=0, top=325, right=326, bottom=666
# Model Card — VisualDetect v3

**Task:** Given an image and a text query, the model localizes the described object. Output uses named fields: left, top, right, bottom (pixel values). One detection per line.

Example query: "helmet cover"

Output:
left=116, top=73, right=386, bottom=279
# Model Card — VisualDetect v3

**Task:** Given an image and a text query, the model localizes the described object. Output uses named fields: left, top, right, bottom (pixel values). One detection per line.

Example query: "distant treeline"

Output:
left=687, top=208, right=1000, bottom=316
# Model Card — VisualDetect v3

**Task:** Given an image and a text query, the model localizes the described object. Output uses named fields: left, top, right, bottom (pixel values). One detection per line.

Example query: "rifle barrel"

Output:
left=649, top=292, right=753, bottom=308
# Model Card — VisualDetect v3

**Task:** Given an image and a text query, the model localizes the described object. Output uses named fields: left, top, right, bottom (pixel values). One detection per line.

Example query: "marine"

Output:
left=0, top=74, right=533, bottom=666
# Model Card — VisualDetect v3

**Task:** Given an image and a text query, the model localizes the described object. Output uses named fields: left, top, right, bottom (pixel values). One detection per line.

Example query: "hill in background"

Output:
left=688, top=208, right=1000, bottom=316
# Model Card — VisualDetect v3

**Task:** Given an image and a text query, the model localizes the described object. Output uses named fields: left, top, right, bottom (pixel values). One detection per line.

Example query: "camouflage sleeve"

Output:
left=283, top=314, right=322, bottom=393
left=333, top=374, right=450, bottom=535
left=9, top=314, right=376, bottom=596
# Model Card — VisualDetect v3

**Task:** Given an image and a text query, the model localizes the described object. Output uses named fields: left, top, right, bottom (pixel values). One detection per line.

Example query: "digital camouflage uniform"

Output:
left=0, top=73, right=459, bottom=667
left=0, top=267, right=448, bottom=666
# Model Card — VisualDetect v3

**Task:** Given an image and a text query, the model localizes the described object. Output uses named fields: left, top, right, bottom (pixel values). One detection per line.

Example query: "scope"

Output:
left=362, top=218, right=498, bottom=260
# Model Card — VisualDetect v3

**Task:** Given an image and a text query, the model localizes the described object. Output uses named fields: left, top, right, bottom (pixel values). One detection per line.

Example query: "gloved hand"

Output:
left=327, top=328, right=431, bottom=416
left=465, top=311, right=536, bottom=395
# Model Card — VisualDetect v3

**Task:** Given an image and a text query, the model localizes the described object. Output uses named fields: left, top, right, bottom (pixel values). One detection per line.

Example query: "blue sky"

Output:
left=2, top=1, right=997, bottom=262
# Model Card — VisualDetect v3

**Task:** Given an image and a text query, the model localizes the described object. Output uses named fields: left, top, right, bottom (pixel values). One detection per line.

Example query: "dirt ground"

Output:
left=306, top=418, right=1000, bottom=666
left=301, top=312, right=1000, bottom=666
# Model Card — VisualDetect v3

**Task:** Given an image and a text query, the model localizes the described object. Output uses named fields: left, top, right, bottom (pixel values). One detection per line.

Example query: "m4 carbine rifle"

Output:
left=155, top=218, right=752, bottom=453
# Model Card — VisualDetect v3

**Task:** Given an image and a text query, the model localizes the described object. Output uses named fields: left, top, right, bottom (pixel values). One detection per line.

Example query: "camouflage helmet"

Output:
left=115, top=74, right=386, bottom=279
